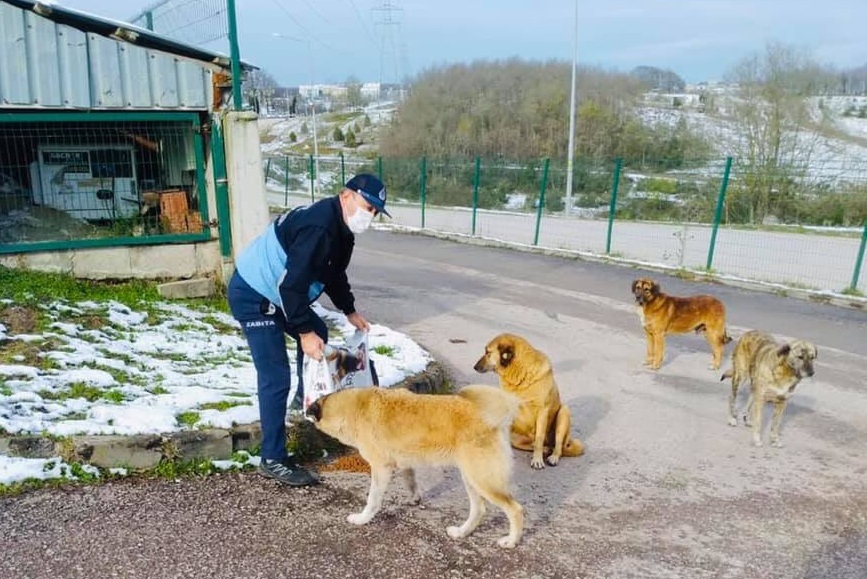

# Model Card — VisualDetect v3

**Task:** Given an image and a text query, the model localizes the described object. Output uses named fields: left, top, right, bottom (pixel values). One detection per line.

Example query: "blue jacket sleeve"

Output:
left=324, top=268, right=355, bottom=316
left=278, top=226, right=329, bottom=334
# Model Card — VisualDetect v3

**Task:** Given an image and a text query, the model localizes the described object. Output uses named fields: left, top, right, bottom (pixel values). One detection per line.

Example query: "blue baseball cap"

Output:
left=345, top=173, right=390, bottom=217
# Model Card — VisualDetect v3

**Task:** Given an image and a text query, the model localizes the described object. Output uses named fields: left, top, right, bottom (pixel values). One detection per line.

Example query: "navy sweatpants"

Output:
left=227, top=271, right=327, bottom=460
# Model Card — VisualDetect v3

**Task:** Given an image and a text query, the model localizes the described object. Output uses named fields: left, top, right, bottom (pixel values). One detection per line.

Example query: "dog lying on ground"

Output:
left=305, top=385, right=524, bottom=548
left=474, top=333, right=585, bottom=469
left=631, top=277, right=731, bottom=370
left=721, top=330, right=817, bottom=447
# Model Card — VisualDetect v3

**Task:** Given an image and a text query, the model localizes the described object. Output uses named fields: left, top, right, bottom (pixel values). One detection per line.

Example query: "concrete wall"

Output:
left=0, top=241, right=222, bottom=280
left=223, top=111, right=271, bottom=261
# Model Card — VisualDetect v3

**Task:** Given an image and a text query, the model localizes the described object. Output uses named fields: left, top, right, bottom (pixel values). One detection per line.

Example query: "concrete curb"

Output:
left=0, top=361, right=450, bottom=470
left=377, top=224, right=867, bottom=312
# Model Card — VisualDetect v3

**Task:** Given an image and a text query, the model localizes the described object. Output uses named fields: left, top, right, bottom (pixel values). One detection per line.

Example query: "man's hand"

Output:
left=300, top=331, right=325, bottom=360
left=346, top=312, right=370, bottom=332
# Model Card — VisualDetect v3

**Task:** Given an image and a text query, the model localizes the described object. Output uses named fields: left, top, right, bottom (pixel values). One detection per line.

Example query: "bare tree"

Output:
left=242, top=69, right=279, bottom=115
left=724, top=42, right=831, bottom=224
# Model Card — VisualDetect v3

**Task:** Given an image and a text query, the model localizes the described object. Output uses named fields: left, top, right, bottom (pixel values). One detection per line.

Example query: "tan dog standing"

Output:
left=474, top=333, right=585, bottom=469
left=631, top=278, right=731, bottom=370
left=721, top=330, right=817, bottom=447
left=305, top=385, right=525, bottom=548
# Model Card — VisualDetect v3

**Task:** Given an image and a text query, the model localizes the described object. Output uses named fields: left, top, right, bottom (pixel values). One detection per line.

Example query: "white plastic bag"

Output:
left=302, top=356, right=336, bottom=412
left=338, top=330, right=376, bottom=388
left=301, top=330, right=377, bottom=412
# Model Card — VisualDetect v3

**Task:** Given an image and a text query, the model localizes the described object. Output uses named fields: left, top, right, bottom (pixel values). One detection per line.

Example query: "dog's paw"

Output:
left=642, top=359, right=652, bottom=367
left=497, top=536, right=518, bottom=549
left=407, top=494, right=421, bottom=506
left=447, top=525, right=467, bottom=539
left=727, top=417, right=738, bottom=427
left=752, top=440, right=763, bottom=448
left=771, top=439, right=784, bottom=448
left=708, top=363, right=721, bottom=370
left=546, top=455, right=561, bottom=466
left=347, top=512, right=372, bottom=525
left=530, top=456, right=545, bottom=469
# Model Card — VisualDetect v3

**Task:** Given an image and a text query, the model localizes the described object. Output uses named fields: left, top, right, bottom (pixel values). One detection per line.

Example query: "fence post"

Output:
left=376, top=156, right=383, bottom=181
left=210, top=118, right=232, bottom=257
left=471, top=156, right=481, bottom=236
left=308, top=154, right=315, bottom=203
left=420, top=156, right=427, bottom=229
left=605, top=158, right=623, bottom=254
left=144, top=10, right=154, bottom=31
left=533, top=158, right=550, bottom=246
left=851, top=220, right=867, bottom=293
left=226, top=0, right=242, bottom=111
left=264, top=158, right=271, bottom=183
left=339, top=151, right=345, bottom=185
left=706, top=156, right=733, bottom=271
left=283, top=155, right=290, bottom=207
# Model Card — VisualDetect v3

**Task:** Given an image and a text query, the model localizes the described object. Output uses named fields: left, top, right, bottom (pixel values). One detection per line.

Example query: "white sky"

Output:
left=0, top=297, right=431, bottom=485
left=54, top=0, right=867, bottom=86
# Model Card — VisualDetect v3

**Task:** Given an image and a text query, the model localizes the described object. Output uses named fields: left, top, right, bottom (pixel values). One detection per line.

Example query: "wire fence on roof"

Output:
left=128, top=0, right=229, bottom=48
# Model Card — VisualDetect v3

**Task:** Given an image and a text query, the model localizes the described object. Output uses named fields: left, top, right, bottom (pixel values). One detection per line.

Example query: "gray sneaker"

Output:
left=258, top=457, right=319, bottom=487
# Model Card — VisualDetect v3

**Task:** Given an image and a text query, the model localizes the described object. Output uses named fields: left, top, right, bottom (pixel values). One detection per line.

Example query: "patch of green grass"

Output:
left=841, top=286, right=865, bottom=297
left=39, top=382, right=102, bottom=402
left=224, top=391, right=251, bottom=398
left=176, top=411, right=201, bottom=427
left=103, top=389, right=126, bottom=404
left=0, top=337, right=64, bottom=370
left=151, top=457, right=219, bottom=479
left=200, top=315, right=238, bottom=334
left=83, top=364, right=147, bottom=387
left=0, top=265, right=160, bottom=309
left=372, top=345, right=396, bottom=356
left=0, top=382, right=12, bottom=396
left=147, top=385, right=170, bottom=395
left=198, top=400, right=252, bottom=412
left=61, top=411, right=89, bottom=420
left=38, top=382, right=127, bottom=403
left=148, top=351, right=188, bottom=362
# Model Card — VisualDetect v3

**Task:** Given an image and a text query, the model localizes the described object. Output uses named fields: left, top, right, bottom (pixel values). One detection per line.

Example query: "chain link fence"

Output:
left=0, top=115, right=209, bottom=249
left=262, top=152, right=867, bottom=295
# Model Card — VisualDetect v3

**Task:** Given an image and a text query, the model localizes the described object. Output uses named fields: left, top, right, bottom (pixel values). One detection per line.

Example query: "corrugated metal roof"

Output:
left=2, top=0, right=255, bottom=70
left=0, top=0, right=255, bottom=110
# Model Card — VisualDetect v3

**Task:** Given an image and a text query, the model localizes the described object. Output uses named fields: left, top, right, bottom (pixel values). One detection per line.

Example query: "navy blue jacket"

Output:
left=234, top=196, right=355, bottom=334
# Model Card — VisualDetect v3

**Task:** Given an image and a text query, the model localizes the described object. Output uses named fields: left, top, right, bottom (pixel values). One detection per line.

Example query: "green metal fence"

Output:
left=0, top=112, right=211, bottom=253
left=262, top=152, right=867, bottom=295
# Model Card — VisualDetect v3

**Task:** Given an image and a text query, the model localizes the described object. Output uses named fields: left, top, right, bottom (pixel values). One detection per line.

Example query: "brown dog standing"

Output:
left=721, top=330, right=817, bottom=447
left=631, top=278, right=731, bottom=370
left=474, top=333, right=584, bottom=469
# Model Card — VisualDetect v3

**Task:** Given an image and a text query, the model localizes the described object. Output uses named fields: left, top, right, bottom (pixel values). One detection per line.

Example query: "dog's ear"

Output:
left=499, top=343, right=514, bottom=367
left=631, top=279, right=638, bottom=293
left=305, top=398, right=323, bottom=422
left=777, top=344, right=791, bottom=358
left=651, top=281, right=660, bottom=295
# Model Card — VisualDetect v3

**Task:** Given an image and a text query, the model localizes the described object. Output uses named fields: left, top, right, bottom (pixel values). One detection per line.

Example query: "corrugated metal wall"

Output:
left=0, top=3, right=212, bottom=110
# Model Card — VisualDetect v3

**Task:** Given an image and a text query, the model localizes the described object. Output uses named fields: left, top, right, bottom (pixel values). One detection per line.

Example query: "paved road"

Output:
left=2, top=230, right=866, bottom=579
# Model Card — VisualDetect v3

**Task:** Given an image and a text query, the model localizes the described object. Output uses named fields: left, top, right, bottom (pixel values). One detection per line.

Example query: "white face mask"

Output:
left=347, top=206, right=374, bottom=234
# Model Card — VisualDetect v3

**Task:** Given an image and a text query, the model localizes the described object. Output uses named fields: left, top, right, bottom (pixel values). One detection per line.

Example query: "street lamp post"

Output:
left=273, top=32, right=320, bottom=197
left=565, top=0, right=578, bottom=214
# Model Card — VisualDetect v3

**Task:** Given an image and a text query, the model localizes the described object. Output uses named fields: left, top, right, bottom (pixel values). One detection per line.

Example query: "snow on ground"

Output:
left=0, top=297, right=431, bottom=486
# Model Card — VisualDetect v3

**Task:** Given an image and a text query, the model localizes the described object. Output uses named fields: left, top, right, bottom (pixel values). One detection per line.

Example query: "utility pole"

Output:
left=372, top=1, right=403, bottom=100
left=565, top=0, right=578, bottom=214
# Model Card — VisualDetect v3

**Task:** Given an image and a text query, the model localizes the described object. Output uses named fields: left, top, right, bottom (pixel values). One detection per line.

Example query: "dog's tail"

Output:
left=562, top=437, right=586, bottom=457
left=720, top=368, right=733, bottom=382
left=458, top=384, right=519, bottom=429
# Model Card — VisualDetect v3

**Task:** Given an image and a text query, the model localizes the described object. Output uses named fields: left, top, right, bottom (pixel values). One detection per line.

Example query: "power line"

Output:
left=371, top=1, right=404, bottom=86
left=342, top=0, right=379, bottom=47
left=268, top=0, right=349, bottom=56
